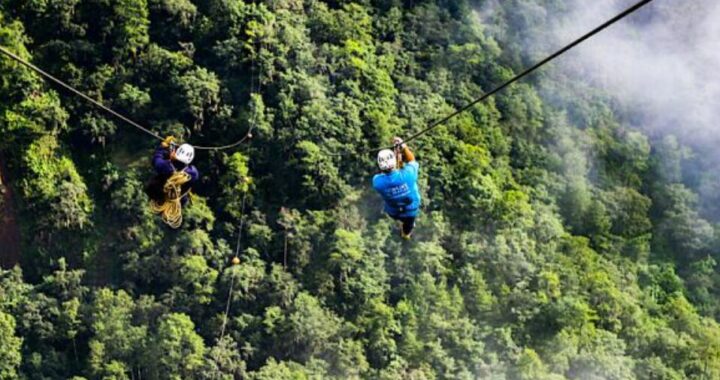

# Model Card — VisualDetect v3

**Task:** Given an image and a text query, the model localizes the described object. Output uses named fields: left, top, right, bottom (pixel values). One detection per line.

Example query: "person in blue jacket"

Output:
left=145, top=136, right=199, bottom=205
left=373, top=137, right=421, bottom=239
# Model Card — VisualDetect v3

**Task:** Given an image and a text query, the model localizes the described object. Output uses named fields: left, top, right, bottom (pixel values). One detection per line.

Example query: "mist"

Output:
left=551, top=0, right=720, bottom=147
left=478, top=0, right=720, bottom=218
left=555, top=0, right=720, bottom=219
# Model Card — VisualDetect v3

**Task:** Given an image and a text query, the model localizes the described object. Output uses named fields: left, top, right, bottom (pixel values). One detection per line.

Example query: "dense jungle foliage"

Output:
left=1, top=0, right=719, bottom=379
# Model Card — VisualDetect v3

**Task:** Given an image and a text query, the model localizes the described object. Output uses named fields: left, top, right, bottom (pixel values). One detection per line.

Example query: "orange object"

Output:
left=402, top=146, right=415, bottom=162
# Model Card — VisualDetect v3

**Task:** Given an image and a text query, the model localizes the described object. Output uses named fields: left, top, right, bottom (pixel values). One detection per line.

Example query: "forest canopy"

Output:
left=0, top=1, right=719, bottom=379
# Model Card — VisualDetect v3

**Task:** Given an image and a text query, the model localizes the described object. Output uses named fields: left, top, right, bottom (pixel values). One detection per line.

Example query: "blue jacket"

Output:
left=152, top=146, right=200, bottom=184
left=372, top=161, right=421, bottom=218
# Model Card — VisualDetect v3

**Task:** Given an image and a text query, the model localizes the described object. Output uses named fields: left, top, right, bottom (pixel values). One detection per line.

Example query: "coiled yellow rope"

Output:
left=150, top=171, right=191, bottom=229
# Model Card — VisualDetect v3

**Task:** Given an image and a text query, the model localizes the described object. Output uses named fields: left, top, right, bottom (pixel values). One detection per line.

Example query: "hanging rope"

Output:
left=219, top=31, right=262, bottom=340
left=337, top=0, right=654, bottom=156
left=0, top=45, right=250, bottom=151
left=218, top=104, right=257, bottom=340
left=149, top=171, right=192, bottom=229
left=0, top=11, right=261, bottom=340
left=218, top=189, right=248, bottom=339
left=219, top=184, right=251, bottom=339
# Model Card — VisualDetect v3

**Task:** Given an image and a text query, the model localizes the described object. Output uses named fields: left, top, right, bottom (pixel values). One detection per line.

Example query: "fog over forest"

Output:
left=0, top=1, right=719, bottom=379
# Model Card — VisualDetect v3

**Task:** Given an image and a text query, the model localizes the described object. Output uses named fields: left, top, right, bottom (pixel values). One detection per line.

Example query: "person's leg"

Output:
left=400, top=217, right=415, bottom=238
left=387, top=214, right=415, bottom=239
left=388, top=214, right=405, bottom=236
left=145, top=175, right=167, bottom=203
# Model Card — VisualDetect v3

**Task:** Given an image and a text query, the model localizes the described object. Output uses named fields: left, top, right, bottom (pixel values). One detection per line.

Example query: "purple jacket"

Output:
left=152, top=146, right=200, bottom=182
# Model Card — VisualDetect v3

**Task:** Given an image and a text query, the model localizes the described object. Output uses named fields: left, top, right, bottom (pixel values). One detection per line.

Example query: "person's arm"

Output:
left=152, top=136, right=177, bottom=175
left=392, top=137, right=415, bottom=163
left=152, top=146, right=175, bottom=175
left=401, top=146, right=415, bottom=163
left=185, top=166, right=200, bottom=183
left=393, top=137, right=418, bottom=180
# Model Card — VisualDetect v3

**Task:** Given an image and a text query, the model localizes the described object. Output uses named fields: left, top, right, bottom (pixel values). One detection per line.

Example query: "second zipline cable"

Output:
left=350, top=0, right=654, bottom=155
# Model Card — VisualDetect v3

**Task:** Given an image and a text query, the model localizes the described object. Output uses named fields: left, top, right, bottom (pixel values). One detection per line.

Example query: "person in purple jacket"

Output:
left=145, top=136, right=199, bottom=205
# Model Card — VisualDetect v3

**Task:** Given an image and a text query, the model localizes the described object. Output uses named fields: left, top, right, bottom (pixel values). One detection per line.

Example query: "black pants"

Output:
left=145, top=175, right=192, bottom=206
left=145, top=174, right=190, bottom=206
left=391, top=215, right=416, bottom=235
left=144, top=175, right=168, bottom=203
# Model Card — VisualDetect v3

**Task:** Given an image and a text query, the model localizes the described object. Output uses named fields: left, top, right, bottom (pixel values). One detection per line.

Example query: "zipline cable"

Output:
left=219, top=35, right=262, bottom=341
left=0, top=15, right=260, bottom=339
left=218, top=108, right=255, bottom=340
left=0, top=45, right=250, bottom=151
left=218, top=102, right=257, bottom=340
left=219, top=184, right=249, bottom=340
left=350, top=0, right=654, bottom=155
left=0, top=45, right=164, bottom=141
left=1, top=0, right=652, bottom=153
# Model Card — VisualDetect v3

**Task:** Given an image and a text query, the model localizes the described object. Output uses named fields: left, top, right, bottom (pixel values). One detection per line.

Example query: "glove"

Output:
left=392, top=137, right=407, bottom=149
left=161, top=136, right=176, bottom=148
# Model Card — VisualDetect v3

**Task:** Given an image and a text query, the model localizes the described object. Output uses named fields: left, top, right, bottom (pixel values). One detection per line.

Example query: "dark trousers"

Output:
left=144, top=175, right=168, bottom=203
left=391, top=215, right=416, bottom=235
left=144, top=175, right=191, bottom=206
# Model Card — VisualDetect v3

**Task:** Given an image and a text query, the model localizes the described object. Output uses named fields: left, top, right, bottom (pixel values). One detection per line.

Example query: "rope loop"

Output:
left=149, top=171, right=191, bottom=229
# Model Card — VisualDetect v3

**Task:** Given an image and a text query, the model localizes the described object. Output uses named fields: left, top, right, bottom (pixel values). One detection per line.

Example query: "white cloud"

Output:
left=553, top=0, right=720, bottom=147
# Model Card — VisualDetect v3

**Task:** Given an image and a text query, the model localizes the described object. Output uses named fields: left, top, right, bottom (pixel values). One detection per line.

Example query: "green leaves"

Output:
left=176, top=255, right=217, bottom=305
left=147, top=313, right=205, bottom=380
left=0, top=312, right=22, bottom=379
left=220, top=152, right=252, bottom=220
left=117, top=84, right=151, bottom=113
left=2, top=1, right=720, bottom=380
left=292, top=140, right=349, bottom=207
left=20, top=135, right=94, bottom=231
left=113, top=0, right=149, bottom=60
left=329, top=229, right=364, bottom=278
left=88, top=289, right=147, bottom=378
left=174, top=67, right=221, bottom=130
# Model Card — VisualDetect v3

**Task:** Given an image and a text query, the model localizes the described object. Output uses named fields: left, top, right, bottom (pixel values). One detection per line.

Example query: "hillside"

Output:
left=0, top=1, right=719, bottom=379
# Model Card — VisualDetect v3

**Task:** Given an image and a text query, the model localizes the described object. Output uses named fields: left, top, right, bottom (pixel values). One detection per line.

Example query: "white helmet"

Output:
left=174, top=143, right=195, bottom=165
left=377, top=149, right=396, bottom=171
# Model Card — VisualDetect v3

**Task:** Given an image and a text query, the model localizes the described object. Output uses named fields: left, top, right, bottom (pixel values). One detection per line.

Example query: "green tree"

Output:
left=88, top=289, right=147, bottom=379
left=147, top=313, right=205, bottom=380
left=113, top=0, right=150, bottom=60
left=0, top=311, right=22, bottom=379
left=200, top=336, right=246, bottom=380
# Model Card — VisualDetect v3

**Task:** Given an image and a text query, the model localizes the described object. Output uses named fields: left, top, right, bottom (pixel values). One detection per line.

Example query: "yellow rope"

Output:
left=150, top=171, right=191, bottom=229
